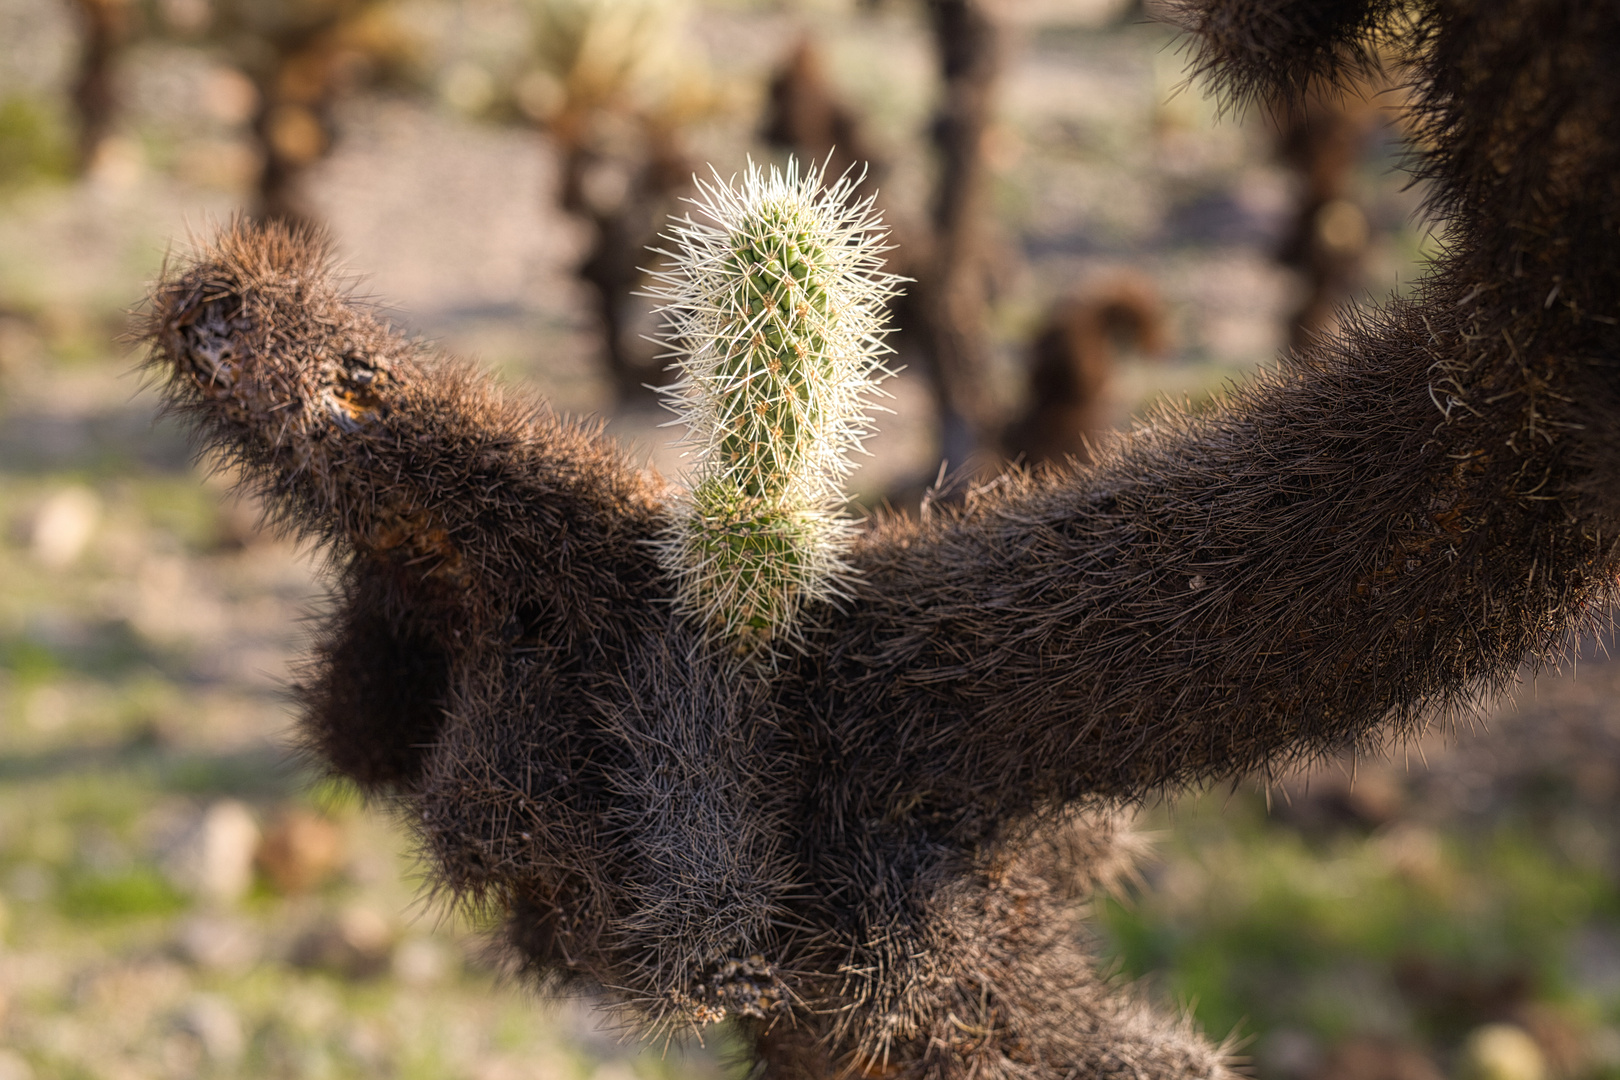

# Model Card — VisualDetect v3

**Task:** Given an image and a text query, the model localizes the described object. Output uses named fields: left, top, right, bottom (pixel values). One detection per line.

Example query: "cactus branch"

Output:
left=798, top=0, right=1620, bottom=837
left=140, top=222, right=667, bottom=787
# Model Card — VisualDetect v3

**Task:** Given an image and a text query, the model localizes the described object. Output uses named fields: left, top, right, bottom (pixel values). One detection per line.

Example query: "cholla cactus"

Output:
left=649, top=159, right=901, bottom=651
left=139, top=3, right=1620, bottom=1079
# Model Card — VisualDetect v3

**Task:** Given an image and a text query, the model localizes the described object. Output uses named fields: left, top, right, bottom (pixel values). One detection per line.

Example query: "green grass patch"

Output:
left=133, top=477, right=234, bottom=552
left=159, top=748, right=299, bottom=798
left=0, top=97, right=72, bottom=193
left=1094, top=793, right=1620, bottom=1044
left=1, top=637, right=62, bottom=685
left=56, top=865, right=186, bottom=921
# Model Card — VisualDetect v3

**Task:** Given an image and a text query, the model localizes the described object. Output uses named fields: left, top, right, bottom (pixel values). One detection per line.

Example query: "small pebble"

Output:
left=30, top=486, right=100, bottom=569
left=173, top=993, right=245, bottom=1066
left=160, top=800, right=260, bottom=906
left=1457, top=1025, right=1546, bottom=1080
left=393, top=937, right=450, bottom=987
left=174, top=913, right=262, bottom=973
left=0, top=1050, right=32, bottom=1080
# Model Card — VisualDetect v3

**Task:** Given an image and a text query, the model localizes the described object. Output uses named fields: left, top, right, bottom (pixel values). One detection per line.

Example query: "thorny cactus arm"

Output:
left=142, top=225, right=668, bottom=788
left=797, top=0, right=1620, bottom=836
left=1167, top=0, right=1401, bottom=105
left=741, top=4, right=1620, bottom=1073
left=747, top=811, right=1228, bottom=1080
left=142, top=224, right=797, bottom=1024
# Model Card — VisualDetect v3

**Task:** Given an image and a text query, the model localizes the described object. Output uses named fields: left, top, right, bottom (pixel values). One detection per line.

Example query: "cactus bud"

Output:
left=647, top=157, right=902, bottom=653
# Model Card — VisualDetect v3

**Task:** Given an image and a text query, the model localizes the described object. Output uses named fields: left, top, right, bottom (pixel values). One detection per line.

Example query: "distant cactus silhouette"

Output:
left=761, top=37, right=885, bottom=206
left=1002, top=276, right=1168, bottom=467
left=211, top=0, right=415, bottom=224
left=53, top=0, right=415, bottom=216
left=1272, top=78, right=1391, bottom=350
left=142, top=2, right=1620, bottom=1078
left=907, top=0, right=1005, bottom=463
left=516, top=0, right=719, bottom=404
left=66, top=0, right=133, bottom=172
left=762, top=8, right=1007, bottom=468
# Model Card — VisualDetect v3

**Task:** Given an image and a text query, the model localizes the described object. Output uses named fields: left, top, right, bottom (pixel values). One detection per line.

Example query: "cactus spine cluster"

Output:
left=647, top=158, right=901, bottom=651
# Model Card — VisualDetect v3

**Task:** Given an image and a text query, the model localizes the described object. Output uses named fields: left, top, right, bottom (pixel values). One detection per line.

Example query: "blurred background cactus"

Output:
left=66, top=0, right=135, bottom=172
left=760, top=1, right=1010, bottom=475
left=508, top=0, right=722, bottom=404
left=51, top=0, right=423, bottom=218
left=1268, top=75, right=1396, bottom=351
left=201, top=0, right=420, bottom=223
left=1000, top=273, right=1168, bottom=466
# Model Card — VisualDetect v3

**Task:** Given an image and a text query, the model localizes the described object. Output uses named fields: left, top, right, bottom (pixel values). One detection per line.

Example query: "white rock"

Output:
left=174, top=913, right=262, bottom=972
left=393, top=937, right=449, bottom=987
left=1457, top=1025, right=1546, bottom=1080
left=173, top=994, right=245, bottom=1065
left=0, top=1049, right=31, bottom=1080
left=30, top=486, right=100, bottom=568
left=161, top=800, right=261, bottom=906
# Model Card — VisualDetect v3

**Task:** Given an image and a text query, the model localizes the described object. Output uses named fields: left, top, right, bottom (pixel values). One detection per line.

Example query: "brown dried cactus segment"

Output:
left=1169, top=0, right=1403, bottom=106
left=143, top=220, right=670, bottom=803
left=142, top=222, right=461, bottom=576
left=144, top=223, right=387, bottom=438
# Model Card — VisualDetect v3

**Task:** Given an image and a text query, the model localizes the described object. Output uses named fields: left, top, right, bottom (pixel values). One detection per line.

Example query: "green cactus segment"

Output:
left=647, top=159, right=902, bottom=652
left=680, top=483, right=837, bottom=636
left=714, top=211, right=837, bottom=497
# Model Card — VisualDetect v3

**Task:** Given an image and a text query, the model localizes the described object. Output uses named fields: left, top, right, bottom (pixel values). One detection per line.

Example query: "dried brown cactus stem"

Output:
left=153, top=264, right=430, bottom=556
left=755, top=814, right=1222, bottom=1080
left=291, top=578, right=454, bottom=790
left=412, top=626, right=798, bottom=1027
left=912, top=0, right=1004, bottom=462
left=822, top=292, right=1619, bottom=841
left=811, top=0, right=1620, bottom=830
left=68, top=0, right=135, bottom=173
left=143, top=222, right=671, bottom=790
left=146, top=225, right=797, bottom=1026
left=147, top=226, right=661, bottom=565
left=1169, top=0, right=1401, bottom=106
left=136, top=6, right=1620, bottom=1080
left=146, top=238, right=480, bottom=791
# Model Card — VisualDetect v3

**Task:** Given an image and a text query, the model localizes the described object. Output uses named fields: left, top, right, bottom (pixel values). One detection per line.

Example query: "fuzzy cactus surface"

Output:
left=648, top=159, right=901, bottom=651
left=139, top=2, right=1620, bottom=1079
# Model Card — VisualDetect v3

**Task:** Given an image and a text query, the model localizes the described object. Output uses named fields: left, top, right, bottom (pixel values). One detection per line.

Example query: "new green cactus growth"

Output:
left=649, top=159, right=901, bottom=650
